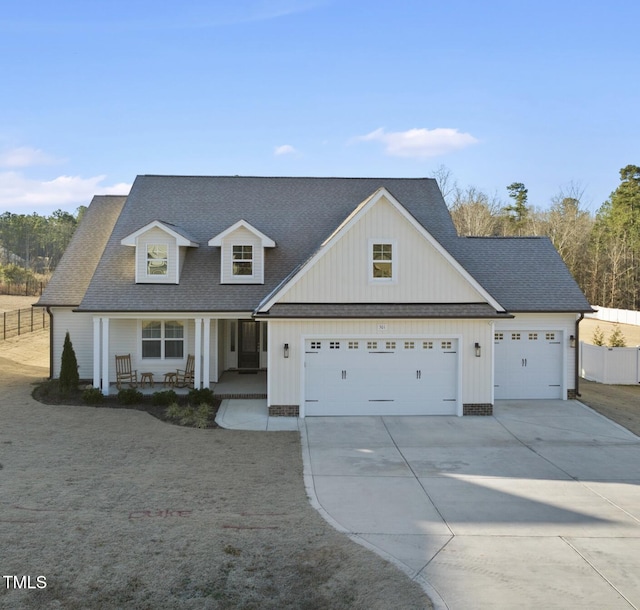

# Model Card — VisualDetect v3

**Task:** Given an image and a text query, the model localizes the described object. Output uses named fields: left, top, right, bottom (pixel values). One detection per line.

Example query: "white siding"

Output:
left=281, top=197, right=483, bottom=303
left=495, top=313, right=579, bottom=395
left=135, top=227, right=178, bottom=284
left=220, top=227, right=264, bottom=284
left=267, top=319, right=493, bottom=409
left=51, top=308, right=95, bottom=379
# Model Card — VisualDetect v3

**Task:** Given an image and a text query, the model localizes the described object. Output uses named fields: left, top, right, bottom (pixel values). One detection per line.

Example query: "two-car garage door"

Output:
left=304, top=338, right=458, bottom=416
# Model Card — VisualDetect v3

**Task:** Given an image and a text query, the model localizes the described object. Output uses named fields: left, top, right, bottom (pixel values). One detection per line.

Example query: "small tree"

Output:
left=59, top=331, right=79, bottom=394
left=592, top=326, right=605, bottom=346
left=608, top=325, right=627, bottom=347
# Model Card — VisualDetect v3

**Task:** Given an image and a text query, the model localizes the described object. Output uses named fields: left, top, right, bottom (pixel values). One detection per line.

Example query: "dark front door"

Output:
left=238, top=320, right=260, bottom=369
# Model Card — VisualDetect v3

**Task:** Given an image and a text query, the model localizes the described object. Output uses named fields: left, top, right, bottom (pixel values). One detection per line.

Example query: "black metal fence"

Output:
left=1, top=307, right=49, bottom=340
left=0, top=280, right=47, bottom=296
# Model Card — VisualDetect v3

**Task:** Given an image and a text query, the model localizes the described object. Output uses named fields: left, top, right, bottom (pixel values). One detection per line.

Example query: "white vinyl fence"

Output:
left=580, top=342, right=640, bottom=385
left=586, top=306, right=640, bottom=326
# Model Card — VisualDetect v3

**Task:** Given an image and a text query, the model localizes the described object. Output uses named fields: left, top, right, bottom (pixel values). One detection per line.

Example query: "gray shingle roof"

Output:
left=77, top=176, right=458, bottom=312
left=37, top=195, right=127, bottom=307
left=450, top=236, right=593, bottom=312
left=45, top=175, right=591, bottom=316
left=259, top=303, right=514, bottom=319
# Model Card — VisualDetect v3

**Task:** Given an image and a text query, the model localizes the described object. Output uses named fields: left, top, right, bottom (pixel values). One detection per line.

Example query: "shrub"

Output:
left=592, top=326, right=605, bottom=346
left=188, top=387, right=215, bottom=405
left=165, top=402, right=213, bottom=428
left=82, top=387, right=104, bottom=405
left=151, top=389, right=178, bottom=406
left=117, top=388, right=144, bottom=405
left=608, top=325, right=626, bottom=347
left=59, top=332, right=79, bottom=395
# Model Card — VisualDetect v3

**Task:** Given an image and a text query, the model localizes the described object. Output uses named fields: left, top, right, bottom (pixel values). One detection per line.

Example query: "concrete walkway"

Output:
left=221, top=399, right=640, bottom=608
left=216, top=398, right=298, bottom=431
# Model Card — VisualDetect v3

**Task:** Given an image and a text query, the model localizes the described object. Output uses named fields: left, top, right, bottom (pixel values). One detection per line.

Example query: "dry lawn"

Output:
left=580, top=317, right=640, bottom=346
left=0, top=295, right=41, bottom=313
left=0, top=332, right=431, bottom=610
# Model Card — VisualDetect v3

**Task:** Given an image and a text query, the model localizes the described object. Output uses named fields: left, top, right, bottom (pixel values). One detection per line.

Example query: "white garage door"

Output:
left=494, top=331, right=563, bottom=399
left=304, top=338, right=458, bottom=416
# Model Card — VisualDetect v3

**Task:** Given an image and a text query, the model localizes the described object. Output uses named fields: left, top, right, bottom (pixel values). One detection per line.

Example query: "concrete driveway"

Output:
left=301, top=400, right=640, bottom=609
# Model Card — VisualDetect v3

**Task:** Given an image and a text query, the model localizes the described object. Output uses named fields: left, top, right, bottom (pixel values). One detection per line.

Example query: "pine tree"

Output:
left=592, top=326, right=605, bottom=346
left=59, top=331, right=79, bottom=394
left=608, top=325, right=627, bottom=348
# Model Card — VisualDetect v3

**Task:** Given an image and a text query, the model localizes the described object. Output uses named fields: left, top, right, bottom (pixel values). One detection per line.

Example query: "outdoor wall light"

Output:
left=475, top=342, right=481, bottom=357
left=569, top=335, right=576, bottom=348
left=283, top=343, right=289, bottom=358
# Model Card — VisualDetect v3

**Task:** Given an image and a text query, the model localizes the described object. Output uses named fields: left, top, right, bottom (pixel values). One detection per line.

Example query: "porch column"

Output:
left=194, top=317, right=203, bottom=389
left=101, top=317, right=110, bottom=395
left=202, top=318, right=211, bottom=389
left=93, top=316, right=101, bottom=390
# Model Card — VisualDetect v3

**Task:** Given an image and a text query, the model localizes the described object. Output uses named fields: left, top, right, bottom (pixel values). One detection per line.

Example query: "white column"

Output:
left=101, top=317, right=110, bottom=395
left=194, top=317, right=203, bottom=389
left=93, top=317, right=101, bottom=389
left=202, top=318, right=211, bottom=389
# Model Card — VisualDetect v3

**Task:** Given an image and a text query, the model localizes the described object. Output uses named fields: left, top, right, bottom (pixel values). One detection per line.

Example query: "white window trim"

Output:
left=139, top=320, right=186, bottom=360
left=146, top=243, right=168, bottom=278
left=369, top=239, right=397, bottom=284
left=232, top=244, right=254, bottom=278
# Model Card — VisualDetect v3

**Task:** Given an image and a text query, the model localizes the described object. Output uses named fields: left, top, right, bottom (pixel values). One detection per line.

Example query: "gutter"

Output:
left=575, top=313, right=584, bottom=397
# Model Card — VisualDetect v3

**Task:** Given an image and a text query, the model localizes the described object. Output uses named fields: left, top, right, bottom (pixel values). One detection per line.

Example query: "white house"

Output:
left=37, top=176, right=592, bottom=416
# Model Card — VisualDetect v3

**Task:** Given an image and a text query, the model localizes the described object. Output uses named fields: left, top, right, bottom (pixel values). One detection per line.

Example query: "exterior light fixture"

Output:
left=284, top=343, right=289, bottom=358
left=475, top=342, right=481, bottom=357
left=569, top=335, right=576, bottom=348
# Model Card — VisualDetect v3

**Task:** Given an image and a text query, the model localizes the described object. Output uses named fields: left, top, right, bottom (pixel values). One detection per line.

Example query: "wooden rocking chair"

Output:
left=115, top=354, right=138, bottom=389
left=175, top=354, right=195, bottom=388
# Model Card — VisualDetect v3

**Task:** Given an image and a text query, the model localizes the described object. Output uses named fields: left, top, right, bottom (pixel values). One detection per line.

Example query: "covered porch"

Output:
left=107, top=370, right=267, bottom=398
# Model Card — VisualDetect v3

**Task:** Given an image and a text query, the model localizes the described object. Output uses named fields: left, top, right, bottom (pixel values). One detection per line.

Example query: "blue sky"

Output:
left=1, top=0, right=638, bottom=215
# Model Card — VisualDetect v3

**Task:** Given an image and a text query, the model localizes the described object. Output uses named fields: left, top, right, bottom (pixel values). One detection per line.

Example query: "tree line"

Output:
left=0, top=207, right=86, bottom=285
left=436, top=164, right=640, bottom=310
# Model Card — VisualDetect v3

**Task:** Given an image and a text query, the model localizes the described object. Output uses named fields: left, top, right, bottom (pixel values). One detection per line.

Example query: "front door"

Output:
left=238, top=320, right=260, bottom=369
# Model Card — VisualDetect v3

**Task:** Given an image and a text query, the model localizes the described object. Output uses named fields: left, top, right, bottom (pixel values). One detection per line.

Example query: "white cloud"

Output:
left=0, top=146, right=61, bottom=168
left=274, top=144, right=297, bottom=156
left=0, top=171, right=131, bottom=209
left=354, top=127, right=478, bottom=158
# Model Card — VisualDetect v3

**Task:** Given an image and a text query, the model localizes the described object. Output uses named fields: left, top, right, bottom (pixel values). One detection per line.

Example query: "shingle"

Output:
left=37, top=195, right=126, bottom=307
left=450, top=236, right=592, bottom=312
left=260, top=303, right=513, bottom=318
left=77, top=176, right=457, bottom=312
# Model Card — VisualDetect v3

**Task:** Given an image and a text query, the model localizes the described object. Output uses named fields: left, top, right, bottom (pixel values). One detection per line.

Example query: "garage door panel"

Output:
left=494, top=331, right=563, bottom=399
left=304, top=338, right=458, bottom=416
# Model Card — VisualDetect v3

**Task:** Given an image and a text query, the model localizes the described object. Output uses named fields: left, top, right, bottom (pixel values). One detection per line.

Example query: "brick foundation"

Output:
left=269, top=405, right=299, bottom=417
left=463, top=403, right=493, bottom=416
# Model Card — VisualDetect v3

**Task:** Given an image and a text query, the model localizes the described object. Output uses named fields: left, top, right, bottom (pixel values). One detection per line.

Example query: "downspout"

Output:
left=46, top=307, right=54, bottom=380
left=575, top=313, right=584, bottom=398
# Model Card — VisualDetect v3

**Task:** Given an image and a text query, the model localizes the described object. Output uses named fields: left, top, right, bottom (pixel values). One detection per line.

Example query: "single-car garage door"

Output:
left=494, top=331, right=563, bottom=399
left=304, top=338, right=458, bottom=416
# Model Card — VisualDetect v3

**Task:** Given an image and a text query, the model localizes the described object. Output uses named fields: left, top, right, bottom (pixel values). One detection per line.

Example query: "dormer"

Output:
left=208, top=220, right=276, bottom=284
left=121, top=220, right=199, bottom=284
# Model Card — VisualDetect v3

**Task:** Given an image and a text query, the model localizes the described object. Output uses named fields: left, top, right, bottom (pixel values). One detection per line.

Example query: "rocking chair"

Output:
left=175, top=354, right=195, bottom=388
left=115, top=354, right=138, bottom=389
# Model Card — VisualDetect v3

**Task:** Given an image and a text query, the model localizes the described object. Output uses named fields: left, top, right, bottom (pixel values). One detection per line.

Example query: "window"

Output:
left=232, top=245, right=253, bottom=276
left=348, top=341, right=359, bottom=349
left=385, top=341, right=396, bottom=350
left=367, top=341, right=378, bottom=350
left=529, top=333, right=538, bottom=341
left=441, top=341, right=452, bottom=350
left=310, top=341, right=321, bottom=350
left=494, top=333, right=504, bottom=341
left=423, top=341, right=433, bottom=350
left=404, top=341, right=415, bottom=349
left=372, top=243, right=393, bottom=279
left=546, top=332, right=556, bottom=341
left=511, top=333, right=521, bottom=341
left=147, top=244, right=168, bottom=276
left=329, top=341, right=340, bottom=349
left=142, top=320, right=184, bottom=359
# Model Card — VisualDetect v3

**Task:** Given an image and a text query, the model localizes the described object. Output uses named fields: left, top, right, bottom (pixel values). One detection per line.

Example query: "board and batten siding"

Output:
left=51, top=307, right=95, bottom=379
left=280, top=196, right=483, bottom=303
left=135, top=227, right=179, bottom=284
left=495, top=313, right=579, bottom=393
left=268, top=319, right=494, bottom=409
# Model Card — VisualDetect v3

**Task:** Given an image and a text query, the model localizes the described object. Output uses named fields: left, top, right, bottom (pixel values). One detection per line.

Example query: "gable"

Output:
left=276, top=193, right=490, bottom=305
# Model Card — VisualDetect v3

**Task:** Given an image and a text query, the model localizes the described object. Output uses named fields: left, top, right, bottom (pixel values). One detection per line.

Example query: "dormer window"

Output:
left=232, top=245, right=253, bottom=277
left=121, top=220, right=199, bottom=285
left=209, top=220, right=276, bottom=285
left=147, top=244, right=168, bottom=276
